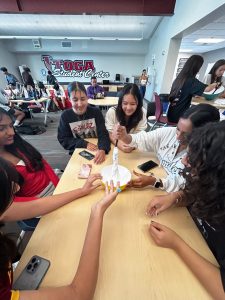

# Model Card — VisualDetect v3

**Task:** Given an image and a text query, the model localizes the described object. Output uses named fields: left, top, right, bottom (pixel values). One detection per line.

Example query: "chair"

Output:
left=148, top=92, right=176, bottom=131
left=16, top=218, right=40, bottom=247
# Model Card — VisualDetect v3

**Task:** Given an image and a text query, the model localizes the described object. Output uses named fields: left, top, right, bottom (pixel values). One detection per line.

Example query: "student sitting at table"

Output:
left=112, top=104, right=219, bottom=193
left=57, top=81, right=110, bottom=164
left=167, top=55, right=217, bottom=123
left=0, top=157, right=102, bottom=222
left=0, top=107, right=61, bottom=203
left=0, top=157, right=119, bottom=299
left=87, top=76, right=104, bottom=99
left=53, top=82, right=66, bottom=110
left=105, top=83, right=147, bottom=153
left=0, top=91, right=25, bottom=127
left=203, top=59, right=225, bottom=98
left=148, top=121, right=225, bottom=300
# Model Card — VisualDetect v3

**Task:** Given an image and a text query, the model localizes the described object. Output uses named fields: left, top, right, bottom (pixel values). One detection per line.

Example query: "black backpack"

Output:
left=15, top=124, right=46, bottom=135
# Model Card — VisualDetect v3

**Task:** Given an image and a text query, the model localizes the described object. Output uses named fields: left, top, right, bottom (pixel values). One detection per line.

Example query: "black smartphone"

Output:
left=79, top=150, right=95, bottom=161
left=137, top=160, right=159, bottom=173
left=13, top=255, right=50, bottom=290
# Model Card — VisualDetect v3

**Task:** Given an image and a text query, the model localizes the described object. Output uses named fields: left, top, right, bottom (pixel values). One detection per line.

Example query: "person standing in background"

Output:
left=167, top=55, right=217, bottom=123
left=22, top=67, right=37, bottom=100
left=203, top=59, right=225, bottom=98
left=0, top=67, right=19, bottom=88
left=47, top=70, right=58, bottom=85
left=87, top=76, right=104, bottom=99
left=139, top=69, right=148, bottom=99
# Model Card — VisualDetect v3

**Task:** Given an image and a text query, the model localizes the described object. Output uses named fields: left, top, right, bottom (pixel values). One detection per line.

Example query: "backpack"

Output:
left=15, top=124, right=46, bottom=135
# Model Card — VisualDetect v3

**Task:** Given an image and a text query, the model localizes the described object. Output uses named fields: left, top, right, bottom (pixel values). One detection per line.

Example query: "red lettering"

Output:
left=53, top=60, right=62, bottom=69
left=84, top=60, right=94, bottom=70
left=74, top=61, right=83, bottom=71
left=63, top=60, right=73, bottom=71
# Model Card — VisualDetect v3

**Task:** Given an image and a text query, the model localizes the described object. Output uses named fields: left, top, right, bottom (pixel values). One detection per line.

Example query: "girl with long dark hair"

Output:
left=167, top=55, right=217, bottom=123
left=203, top=59, right=225, bottom=98
left=148, top=121, right=225, bottom=299
left=0, top=157, right=119, bottom=299
left=105, top=83, right=147, bottom=153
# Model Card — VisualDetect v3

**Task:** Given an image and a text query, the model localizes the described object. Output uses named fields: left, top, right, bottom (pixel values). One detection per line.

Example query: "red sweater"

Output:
left=14, top=159, right=59, bottom=202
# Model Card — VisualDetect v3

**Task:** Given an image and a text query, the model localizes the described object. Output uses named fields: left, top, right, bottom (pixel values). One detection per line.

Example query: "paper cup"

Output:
left=101, top=164, right=131, bottom=190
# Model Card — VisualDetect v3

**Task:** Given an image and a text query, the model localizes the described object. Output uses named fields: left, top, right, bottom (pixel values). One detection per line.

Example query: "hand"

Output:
left=112, top=123, right=128, bottom=142
left=94, top=150, right=105, bottom=164
left=129, top=170, right=154, bottom=188
left=149, top=221, right=182, bottom=250
left=87, top=142, right=98, bottom=151
left=93, top=180, right=120, bottom=213
left=146, top=193, right=176, bottom=216
left=81, top=173, right=102, bottom=195
left=118, top=141, right=134, bottom=153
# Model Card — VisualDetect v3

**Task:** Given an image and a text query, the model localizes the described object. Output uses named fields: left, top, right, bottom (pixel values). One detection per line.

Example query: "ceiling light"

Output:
left=194, top=38, right=225, bottom=44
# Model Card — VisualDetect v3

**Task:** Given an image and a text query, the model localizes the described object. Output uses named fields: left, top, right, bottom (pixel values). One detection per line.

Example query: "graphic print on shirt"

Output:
left=158, top=142, right=184, bottom=175
left=69, top=118, right=97, bottom=139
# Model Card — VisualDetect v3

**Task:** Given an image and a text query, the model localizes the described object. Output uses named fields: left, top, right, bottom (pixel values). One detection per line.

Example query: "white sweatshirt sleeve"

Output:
left=128, top=128, right=163, bottom=153
left=162, top=174, right=186, bottom=193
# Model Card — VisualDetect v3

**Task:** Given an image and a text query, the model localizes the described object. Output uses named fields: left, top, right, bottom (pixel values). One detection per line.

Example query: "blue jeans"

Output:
left=140, top=85, right=146, bottom=99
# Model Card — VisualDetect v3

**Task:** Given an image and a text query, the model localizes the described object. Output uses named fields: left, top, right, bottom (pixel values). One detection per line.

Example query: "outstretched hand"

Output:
left=82, top=173, right=102, bottom=195
left=149, top=221, right=181, bottom=250
left=93, top=180, right=121, bottom=213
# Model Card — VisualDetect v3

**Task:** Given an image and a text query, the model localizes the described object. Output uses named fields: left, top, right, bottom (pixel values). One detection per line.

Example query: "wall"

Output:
left=0, top=40, right=20, bottom=88
left=144, top=0, right=225, bottom=100
left=16, top=53, right=145, bottom=84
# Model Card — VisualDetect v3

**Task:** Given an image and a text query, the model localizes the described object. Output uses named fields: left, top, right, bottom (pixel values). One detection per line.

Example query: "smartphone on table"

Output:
left=13, top=255, right=50, bottom=290
left=137, top=160, right=159, bottom=173
left=79, top=150, right=95, bottom=161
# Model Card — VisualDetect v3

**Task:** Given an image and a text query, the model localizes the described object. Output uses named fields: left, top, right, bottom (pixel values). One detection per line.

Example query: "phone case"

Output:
left=13, top=255, right=50, bottom=290
left=79, top=150, right=95, bottom=161
left=78, top=164, right=92, bottom=179
left=137, top=160, right=158, bottom=172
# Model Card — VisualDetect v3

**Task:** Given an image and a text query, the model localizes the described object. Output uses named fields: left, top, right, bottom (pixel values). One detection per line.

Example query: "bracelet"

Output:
left=175, top=191, right=183, bottom=204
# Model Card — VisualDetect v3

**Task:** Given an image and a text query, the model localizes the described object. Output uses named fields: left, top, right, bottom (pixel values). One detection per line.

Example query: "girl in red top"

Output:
left=0, top=107, right=59, bottom=202
left=0, top=108, right=102, bottom=222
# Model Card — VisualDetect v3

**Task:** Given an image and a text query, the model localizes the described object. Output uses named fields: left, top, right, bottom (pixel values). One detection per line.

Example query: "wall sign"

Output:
left=42, top=55, right=110, bottom=79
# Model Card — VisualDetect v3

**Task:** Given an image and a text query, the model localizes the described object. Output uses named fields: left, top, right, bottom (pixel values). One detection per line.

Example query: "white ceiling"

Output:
left=0, top=12, right=225, bottom=55
left=0, top=14, right=162, bottom=40
left=180, top=14, right=225, bottom=53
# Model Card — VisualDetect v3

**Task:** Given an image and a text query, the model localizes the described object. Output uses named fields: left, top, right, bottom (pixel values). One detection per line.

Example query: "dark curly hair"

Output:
left=116, top=83, right=143, bottom=132
left=183, top=121, right=225, bottom=225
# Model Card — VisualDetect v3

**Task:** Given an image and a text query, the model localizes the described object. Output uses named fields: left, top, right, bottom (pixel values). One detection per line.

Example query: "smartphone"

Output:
left=137, top=160, right=159, bottom=173
left=79, top=150, right=95, bottom=161
left=13, top=255, right=50, bottom=290
left=78, top=163, right=92, bottom=179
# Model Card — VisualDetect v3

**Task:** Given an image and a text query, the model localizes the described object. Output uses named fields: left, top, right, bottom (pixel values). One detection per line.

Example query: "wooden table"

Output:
left=10, top=97, right=50, bottom=126
left=192, top=96, right=225, bottom=109
left=14, top=148, right=218, bottom=299
left=88, top=96, right=118, bottom=106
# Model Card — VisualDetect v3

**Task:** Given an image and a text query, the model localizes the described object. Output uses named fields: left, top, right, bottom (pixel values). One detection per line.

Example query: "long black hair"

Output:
left=116, top=83, right=143, bottom=132
left=0, top=158, right=19, bottom=273
left=183, top=121, right=225, bottom=225
left=0, top=108, right=44, bottom=171
left=208, top=59, right=225, bottom=83
left=169, top=55, right=204, bottom=101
